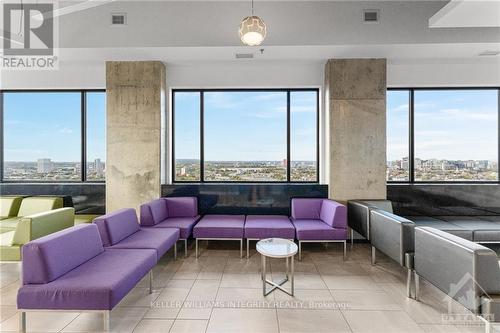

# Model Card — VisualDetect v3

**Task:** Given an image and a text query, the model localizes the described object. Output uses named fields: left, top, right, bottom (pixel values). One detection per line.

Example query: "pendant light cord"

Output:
left=251, top=0, right=254, bottom=16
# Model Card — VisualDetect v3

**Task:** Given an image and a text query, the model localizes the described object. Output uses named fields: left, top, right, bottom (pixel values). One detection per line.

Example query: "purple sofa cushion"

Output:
left=93, top=208, right=140, bottom=246
left=140, top=198, right=169, bottom=226
left=109, top=228, right=180, bottom=261
left=292, top=219, right=348, bottom=240
left=244, top=215, right=295, bottom=239
left=151, top=216, right=200, bottom=239
left=193, top=215, right=245, bottom=238
left=22, top=224, right=104, bottom=285
left=320, top=199, right=347, bottom=228
left=291, top=198, right=324, bottom=220
left=18, top=248, right=156, bottom=310
left=165, top=197, right=198, bottom=217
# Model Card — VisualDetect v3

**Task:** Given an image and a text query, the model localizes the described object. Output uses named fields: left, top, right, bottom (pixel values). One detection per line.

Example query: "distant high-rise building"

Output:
left=180, top=167, right=187, bottom=176
left=37, top=158, right=54, bottom=173
left=94, top=158, right=104, bottom=176
left=282, top=159, right=287, bottom=167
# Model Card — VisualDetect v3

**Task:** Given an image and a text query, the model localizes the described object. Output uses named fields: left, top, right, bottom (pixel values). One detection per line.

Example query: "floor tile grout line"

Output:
left=203, top=253, right=228, bottom=333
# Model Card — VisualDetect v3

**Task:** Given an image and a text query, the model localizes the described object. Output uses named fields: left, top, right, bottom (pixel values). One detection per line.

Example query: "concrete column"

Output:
left=105, top=61, right=165, bottom=213
left=326, top=59, right=387, bottom=202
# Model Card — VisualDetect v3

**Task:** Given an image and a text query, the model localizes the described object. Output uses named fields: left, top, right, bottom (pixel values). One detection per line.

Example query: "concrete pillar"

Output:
left=105, top=61, right=165, bottom=213
left=326, top=59, right=387, bottom=202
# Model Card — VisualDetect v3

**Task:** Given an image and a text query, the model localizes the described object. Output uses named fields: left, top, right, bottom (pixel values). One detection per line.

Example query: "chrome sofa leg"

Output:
left=184, top=239, right=187, bottom=258
left=298, top=241, right=302, bottom=261
left=195, top=239, right=199, bottom=259
left=343, top=241, right=347, bottom=261
left=103, top=310, right=110, bottom=331
left=246, top=239, right=250, bottom=259
left=350, top=228, right=354, bottom=246
left=406, top=268, right=413, bottom=298
left=174, top=242, right=177, bottom=260
left=414, top=271, right=420, bottom=301
left=240, top=239, right=243, bottom=259
left=371, top=246, right=376, bottom=265
left=149, top=270, right=153, bottom=294
left=19, top=311, right=26, bottom=333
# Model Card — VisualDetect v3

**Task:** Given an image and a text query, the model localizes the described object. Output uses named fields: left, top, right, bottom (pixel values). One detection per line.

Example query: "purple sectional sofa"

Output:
left=17, top=224, right=157, bottom=332
left=193, top=215, right=246, bottom=258
left=244, top=215, right=295, bottom=258
left=94, top=208, right=180, bottom=261
left=140, top=197, right=200, bottom=257
left=290, top=198, right=348, bottom=260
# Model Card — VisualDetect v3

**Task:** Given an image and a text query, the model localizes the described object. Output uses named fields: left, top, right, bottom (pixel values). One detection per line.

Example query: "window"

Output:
left=386, top=90, right=410, bottom=181
left=387, top=88, right=500, bottom=183
left=1, top=90, right=106, bottom=182
left=173, top=92, right=201, bottom=181
left=86, top=92, right=106, bottom=181
left=290, top=91, right=318, bottom=181
left=172, top=89, right=319, bottom=182
left=414, top=90, right=498, bottom=182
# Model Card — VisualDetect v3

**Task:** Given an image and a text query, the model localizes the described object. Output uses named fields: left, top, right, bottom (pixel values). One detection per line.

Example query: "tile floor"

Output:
left=0, top=241, right=499, bottom=333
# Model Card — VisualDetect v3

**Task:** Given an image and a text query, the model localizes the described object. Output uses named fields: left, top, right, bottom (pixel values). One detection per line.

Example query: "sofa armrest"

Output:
left=12, top=208, right=75, bottom=245
left=370, top=210, right=414, bottom=267
left=415, top=227, right=500, bottom=313
left=320, top=199, right=347, bottom=229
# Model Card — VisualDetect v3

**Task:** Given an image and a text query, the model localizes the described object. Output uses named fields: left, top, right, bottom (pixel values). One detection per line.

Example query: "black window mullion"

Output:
left=81, top=91, right=87, bottom=182
left=286, top=91, right=291, bottom=182
left=200, top=91, right=205, bottom=182
left=409, top=89, right=415, bottom=183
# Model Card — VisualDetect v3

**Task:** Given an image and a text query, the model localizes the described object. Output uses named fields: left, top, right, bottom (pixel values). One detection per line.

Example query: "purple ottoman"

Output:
left=193, top=215, right=246, bottom=258
left=140, top=197, right=201, bottom=257
left=290, top=198, right=348, bottom=260
left=94, top=208, right=180, bottom=261
left=244, top=215, right=296, bottom=258
left=17, top=224, right=157, bottom=331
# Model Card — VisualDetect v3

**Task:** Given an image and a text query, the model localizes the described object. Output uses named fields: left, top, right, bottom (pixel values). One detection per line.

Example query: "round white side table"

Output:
left=256, top=238, right=298, bottom=296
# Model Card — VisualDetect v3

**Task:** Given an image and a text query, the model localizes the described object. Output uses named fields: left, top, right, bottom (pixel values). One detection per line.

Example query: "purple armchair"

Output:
left=94, top=208, right=180, bottom=261
left=17, top=224, right=157, bottom=331
left=290, top=198, right=348, bottom=260
left=140, top=197, right=200, bottom=257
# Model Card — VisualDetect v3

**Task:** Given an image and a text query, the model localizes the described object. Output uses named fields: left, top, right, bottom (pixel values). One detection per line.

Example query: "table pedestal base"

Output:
left=261, top=255, right=294, bottom=296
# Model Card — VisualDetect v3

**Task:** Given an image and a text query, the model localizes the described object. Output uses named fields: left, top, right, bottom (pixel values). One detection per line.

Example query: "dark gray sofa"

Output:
left=369, top=209, right=415, bottom=297
left=347, top=200, right=393, bottom=243
left=414, top=226, right=500, bottom=323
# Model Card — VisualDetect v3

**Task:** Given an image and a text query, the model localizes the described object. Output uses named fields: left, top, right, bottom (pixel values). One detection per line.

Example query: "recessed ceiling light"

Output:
left=478, top=50, right=500, bottom=56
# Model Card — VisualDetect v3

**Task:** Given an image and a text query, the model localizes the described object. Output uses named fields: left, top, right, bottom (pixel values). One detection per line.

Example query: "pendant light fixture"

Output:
left=239, top=0, right=267, bottom=46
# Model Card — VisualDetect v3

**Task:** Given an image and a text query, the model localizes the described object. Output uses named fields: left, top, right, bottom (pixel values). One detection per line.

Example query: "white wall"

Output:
left=3, top=58, right=499, bottom=89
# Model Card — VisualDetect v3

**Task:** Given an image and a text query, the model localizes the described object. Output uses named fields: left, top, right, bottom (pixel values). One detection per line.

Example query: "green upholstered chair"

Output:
left=0, top=196, right=64, bottom=233
left=74, top=214, right=100, bottom=225
left=0, top=207, right=75, bottom=261
left=0, top=196, right=23, bottom=220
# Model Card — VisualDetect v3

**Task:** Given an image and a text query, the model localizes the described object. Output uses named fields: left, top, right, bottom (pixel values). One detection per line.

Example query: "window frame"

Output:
left=171, top=88, right=320, bottom=184
left=0, top=89, right=106, bottom=183
left=387, top=87, right=500, bottom=184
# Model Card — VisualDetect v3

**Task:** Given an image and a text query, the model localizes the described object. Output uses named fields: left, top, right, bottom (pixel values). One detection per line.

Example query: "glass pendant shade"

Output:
left=239, top=15, right=267, bottom=46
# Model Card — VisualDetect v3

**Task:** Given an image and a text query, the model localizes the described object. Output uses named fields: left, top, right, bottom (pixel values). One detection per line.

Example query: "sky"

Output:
left=387, top=89, right=499, bottom=162
left=174, top=90, right=318, bottom=161
left=3, top=92, right=105, bottom=162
